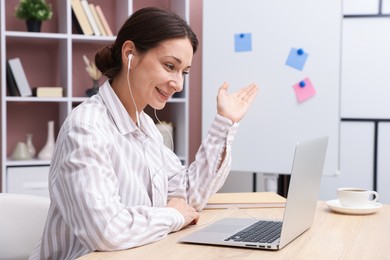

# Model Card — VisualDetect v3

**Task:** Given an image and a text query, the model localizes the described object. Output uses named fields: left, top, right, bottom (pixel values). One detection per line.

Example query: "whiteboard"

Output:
left=202, top=0, right=342, bottom=175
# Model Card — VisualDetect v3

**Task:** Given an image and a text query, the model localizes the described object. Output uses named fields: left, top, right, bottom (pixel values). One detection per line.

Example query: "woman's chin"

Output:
left=151, top=103, right=166, bottom=110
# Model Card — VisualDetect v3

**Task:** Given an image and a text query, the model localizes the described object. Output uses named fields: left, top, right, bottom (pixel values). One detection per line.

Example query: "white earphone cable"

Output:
left=126, top=54, right=140, bottom=128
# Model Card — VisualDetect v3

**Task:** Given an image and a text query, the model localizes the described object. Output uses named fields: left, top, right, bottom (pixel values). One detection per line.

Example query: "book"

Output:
left=95, top=5, right=113, bottom=36
left=205, top=192, right=286, bottom=209
left=8, top=58, right=32, bottom=97
left=71, top=0, right=93, bottom=36
left=6, top=62, right=21, bottom=96
left=80, top=0, right=101, bottom=36
left=89, top=3, right=106, bottom=36
left=72, top=9, right=84, bottom=35
left=32, top=87, right=63, bottom=97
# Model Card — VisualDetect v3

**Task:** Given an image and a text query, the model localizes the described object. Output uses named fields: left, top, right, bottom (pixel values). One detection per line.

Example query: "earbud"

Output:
left=127, top=54, right=133, bottom=70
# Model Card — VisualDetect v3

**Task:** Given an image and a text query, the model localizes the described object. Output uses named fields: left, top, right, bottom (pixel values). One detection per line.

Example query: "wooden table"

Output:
left=78, top=201, right=390, bottom=259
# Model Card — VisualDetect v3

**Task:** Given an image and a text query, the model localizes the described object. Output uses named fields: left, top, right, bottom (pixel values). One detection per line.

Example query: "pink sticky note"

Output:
left=292, top=77, right=316, bottom=103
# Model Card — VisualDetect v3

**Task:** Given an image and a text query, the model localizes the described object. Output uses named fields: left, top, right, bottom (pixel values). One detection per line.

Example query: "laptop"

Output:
left=179, top=136, right=328, bottom=250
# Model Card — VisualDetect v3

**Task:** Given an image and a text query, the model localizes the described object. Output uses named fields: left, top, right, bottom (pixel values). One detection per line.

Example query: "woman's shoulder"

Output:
left=63, top=95, right=109, bottom=130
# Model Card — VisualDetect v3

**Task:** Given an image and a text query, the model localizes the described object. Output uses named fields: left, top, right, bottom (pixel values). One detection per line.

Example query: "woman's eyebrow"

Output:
left=165, top=56, right=192, bottom=69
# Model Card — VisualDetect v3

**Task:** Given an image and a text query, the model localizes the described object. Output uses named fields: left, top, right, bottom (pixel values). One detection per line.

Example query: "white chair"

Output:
left=0, top=193, right=50, bottom=260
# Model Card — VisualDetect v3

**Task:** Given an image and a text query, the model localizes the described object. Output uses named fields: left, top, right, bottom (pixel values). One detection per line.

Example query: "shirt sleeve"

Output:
left=51, top=122, right=185, bottom=252
left=163, top=114, right=239, bottom=211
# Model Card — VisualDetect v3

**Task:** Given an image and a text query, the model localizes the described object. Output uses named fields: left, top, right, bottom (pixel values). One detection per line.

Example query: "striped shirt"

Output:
left=29, top=80, right=238, bottom=260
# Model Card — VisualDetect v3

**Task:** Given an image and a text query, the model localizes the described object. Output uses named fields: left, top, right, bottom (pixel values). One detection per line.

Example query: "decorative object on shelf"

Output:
left=7, top=57, right=32, bottom=97
left=11, top=142, right=32, bottom=160
left=156, top=121, right=174, bottom=151
left=83, top=55, right=102, bottom=97
left=86, top=79, right=100, bottom=97
left=32, top=86, right=63, bottom=97
left=38, top=120, right=55, bottom=160
left=71, top=0, right=93, bottom=36
left=95, top=5, right=114, bottom=36
left=14, top=0, right=53, bottom=32
left=26, top=19, right=42, bottom=32
left=80, top=0, right=101, bottom=36
left=26, top=133, right=36, bottom=157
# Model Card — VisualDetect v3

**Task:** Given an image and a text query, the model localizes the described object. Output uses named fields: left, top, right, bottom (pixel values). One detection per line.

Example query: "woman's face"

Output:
left=130, top=37, right=193, bottom=110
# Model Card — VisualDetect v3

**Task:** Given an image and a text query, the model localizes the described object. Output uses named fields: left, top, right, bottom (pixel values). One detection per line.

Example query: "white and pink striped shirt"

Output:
left=29, top=80, right=238, bottom=259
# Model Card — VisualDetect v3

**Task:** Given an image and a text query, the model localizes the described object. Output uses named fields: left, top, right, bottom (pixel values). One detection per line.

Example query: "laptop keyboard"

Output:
left=225, top=220, right=282, bottom=243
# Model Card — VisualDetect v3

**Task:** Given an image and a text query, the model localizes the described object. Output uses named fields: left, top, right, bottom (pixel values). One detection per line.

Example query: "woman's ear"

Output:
left=121, top=40, right=136, bottom=68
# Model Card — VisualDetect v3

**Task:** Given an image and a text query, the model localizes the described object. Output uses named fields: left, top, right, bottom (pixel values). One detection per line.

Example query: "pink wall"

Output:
left=188, top=0, right=202, bottom=162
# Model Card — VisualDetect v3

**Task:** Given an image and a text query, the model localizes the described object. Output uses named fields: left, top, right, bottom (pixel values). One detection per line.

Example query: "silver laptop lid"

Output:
left=279, top=136, right=328, bottom=249
left=178, top=136, right=328, bottom=250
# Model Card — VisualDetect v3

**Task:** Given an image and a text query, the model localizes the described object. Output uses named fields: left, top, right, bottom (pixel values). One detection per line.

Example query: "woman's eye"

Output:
left=183, top=71, right=189, bottom=75
left=166, top=63, right=174, bottom=70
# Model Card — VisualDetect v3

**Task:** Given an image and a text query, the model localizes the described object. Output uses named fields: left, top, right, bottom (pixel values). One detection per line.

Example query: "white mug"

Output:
left=337, top=187, right=379, bottom=208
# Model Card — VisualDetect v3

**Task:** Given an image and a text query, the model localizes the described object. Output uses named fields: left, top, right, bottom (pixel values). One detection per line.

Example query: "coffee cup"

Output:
left=337, top=187, right=379, bottom=208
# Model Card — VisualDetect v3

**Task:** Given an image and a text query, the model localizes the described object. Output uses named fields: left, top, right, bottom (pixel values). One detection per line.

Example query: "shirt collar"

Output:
left=99, top=80, right=137, bottom=135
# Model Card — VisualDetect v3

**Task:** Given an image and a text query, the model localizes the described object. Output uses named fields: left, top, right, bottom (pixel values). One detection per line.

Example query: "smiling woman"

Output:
left=29, top=7, right=258, bottom=260
left=122, top=38, right=193, bottom=110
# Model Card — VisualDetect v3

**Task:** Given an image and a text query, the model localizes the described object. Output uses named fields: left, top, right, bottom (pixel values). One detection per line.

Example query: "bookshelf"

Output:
left=0, top=0, right=190, bottom=196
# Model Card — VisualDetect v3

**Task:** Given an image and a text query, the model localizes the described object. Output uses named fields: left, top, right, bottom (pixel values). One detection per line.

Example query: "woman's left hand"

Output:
left=216, top=82, right=259, bottom=123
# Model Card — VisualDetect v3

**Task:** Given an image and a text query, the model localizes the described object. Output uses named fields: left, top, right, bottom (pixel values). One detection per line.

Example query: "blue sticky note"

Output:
left=234, top=33, right=252, bottom=52
left=285, top=48, right=308, bottom=71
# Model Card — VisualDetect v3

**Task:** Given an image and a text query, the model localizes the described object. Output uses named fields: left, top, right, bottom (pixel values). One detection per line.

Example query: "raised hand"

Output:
left=217, top=82, right=259, bottom=123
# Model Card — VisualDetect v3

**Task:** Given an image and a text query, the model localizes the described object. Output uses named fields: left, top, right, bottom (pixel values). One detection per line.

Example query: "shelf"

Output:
left=6, top=159, right=51, bottom=167
left=71, top=34, right=116, bottom=43
left=71, top=97, right=89, bottom=103
left=5, top=31, right=68, bottom=40
left=1, top=0, right=191, bottom=194
left=168, top=97, right=186, bottom=103
left=6, top=97, right=69, bottom=102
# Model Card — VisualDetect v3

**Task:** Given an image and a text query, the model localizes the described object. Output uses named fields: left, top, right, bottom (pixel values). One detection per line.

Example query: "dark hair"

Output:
left=95, top=7, right=198, bottom=79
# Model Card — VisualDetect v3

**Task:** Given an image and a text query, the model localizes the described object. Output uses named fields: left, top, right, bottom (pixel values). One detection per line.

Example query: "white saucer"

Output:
left=326, top=199, right=382, bottom=215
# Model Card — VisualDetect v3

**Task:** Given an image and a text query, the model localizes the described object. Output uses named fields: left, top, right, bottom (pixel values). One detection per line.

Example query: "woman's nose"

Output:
left=169, top=74, right=184, bottom=92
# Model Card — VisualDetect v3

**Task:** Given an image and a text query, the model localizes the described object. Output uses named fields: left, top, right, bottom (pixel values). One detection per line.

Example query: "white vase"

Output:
left=156, top=122, right=174, bottom=151
left=38, top=121, right=55, bottom=160
left=11, top=142, right=32, bottom=160
left=26, top=133, right=36, bottom=157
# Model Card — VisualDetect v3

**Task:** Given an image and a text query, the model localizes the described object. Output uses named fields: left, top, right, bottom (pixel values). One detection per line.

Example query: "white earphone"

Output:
left=127, top=53, right=132, bottom=69
left=126, top=53, right=140, bottom=128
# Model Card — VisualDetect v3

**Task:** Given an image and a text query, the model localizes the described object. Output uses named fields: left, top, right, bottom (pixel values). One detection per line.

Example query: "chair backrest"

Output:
left=0, top=193, right=50, bottom=260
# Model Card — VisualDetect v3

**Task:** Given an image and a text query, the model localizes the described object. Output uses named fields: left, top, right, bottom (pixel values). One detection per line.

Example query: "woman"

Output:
left=30, top=7, right=258, bottom=260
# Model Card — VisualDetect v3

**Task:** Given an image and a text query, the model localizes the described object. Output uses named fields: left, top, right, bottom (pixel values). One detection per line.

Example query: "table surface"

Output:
left=78, top=201, right=390, bottom=260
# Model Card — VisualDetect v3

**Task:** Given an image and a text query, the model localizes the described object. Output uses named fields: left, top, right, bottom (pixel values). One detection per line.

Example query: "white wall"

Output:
left=221, top=0, right=390, bottom=204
